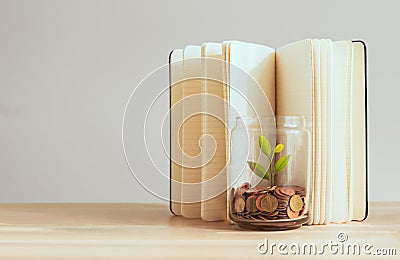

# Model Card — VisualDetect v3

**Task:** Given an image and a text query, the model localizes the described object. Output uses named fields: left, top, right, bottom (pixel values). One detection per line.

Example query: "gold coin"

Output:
left=289, top=194, right=304, bottom=212
left=234, top=196, right=245, bottom=213
left=246, top=196, right=258, bottom=213
left=260, top=194, right=278, bottom=213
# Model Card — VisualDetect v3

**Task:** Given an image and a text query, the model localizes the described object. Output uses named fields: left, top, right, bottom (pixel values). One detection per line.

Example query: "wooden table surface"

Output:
left=0, top=202, right=398, bottom=259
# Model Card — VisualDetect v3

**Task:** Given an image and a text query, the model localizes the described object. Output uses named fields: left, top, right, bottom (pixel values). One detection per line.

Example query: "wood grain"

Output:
left=0, top=202, right=398, bottom=259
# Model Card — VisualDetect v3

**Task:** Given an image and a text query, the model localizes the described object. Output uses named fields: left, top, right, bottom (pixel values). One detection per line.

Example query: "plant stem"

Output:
left=268, top=151, right=276, bottom=186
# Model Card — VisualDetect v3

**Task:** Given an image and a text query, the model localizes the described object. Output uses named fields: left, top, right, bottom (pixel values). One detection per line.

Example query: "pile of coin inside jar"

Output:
left=231, top=182, right=306, bottom=220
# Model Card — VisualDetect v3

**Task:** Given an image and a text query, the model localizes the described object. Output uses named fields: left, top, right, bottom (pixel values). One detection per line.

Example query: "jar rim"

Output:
left=276, top=115, right=307, bottom=129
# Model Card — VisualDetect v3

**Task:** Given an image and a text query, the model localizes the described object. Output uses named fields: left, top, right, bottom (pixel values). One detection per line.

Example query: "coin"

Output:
left=232, top=183, right=307, bottom=221
left=280, top=186, right=295, bottom=196
left=250, top=215, right=262, bottom=221
left=294, top=185, right=305, bottom=192
left=278, top=198, right=289, bottom=205
left=287, top=207, right=300, bottom=219
left=230, top=188, right=235, bottom=202
left=246, top=195, right=258, bottom=213
left=299, top=200, right=306, bottom=215
left=258, top=214, right=269, bottom=220
left=255, top=194, right=266, bottom=211
left=263, top=210, right=279, bottom=216
left=235, top=187, right=246, bottom=198
left=238, top=213, right=251, bottom=220
left=289, top=194, right=304, bottom=212
left=274, top=187, right=291, bottom=198
left=234, top=196, right=245, bottom=213
left=245, top=186, right=266, bottom=195
left=260, top=194, right=278, bottom=213
left=239, top=182, right=250, bottom=190
left=235, top=182, right=250, bottom=197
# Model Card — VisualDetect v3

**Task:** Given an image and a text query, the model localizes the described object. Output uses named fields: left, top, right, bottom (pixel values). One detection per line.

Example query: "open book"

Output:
left=169, top=39, right=367, bottom=225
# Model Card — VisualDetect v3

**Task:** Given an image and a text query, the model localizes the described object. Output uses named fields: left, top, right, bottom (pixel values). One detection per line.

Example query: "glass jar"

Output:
left=228, top=116, right=311, bottom=230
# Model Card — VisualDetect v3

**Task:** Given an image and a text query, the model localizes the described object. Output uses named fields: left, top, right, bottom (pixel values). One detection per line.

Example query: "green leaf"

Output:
left=259, top=135, right=271, bottom=157
left=274, top=144, right=284, bottom=153
left=247, top=161, right=270, bottom=180
left=274, top=154, right=291, bottom=173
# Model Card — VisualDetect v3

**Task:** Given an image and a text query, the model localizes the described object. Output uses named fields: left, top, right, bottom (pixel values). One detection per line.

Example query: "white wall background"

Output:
left=0, top=0, right=399, bottom=202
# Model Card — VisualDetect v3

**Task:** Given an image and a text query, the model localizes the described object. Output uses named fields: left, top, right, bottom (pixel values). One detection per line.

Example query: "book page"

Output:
left=319, top=39, right=329, bottom=224
left=200, top=43, right=228, bottom=221
left=323, top=39, right=333, bottom=224
left=169, top=49, right=184, bottom=216
left=228, top=41, right=276, bottom=189
left=228, top=41, right=275, bottom=122
left=276, top=40, right=314, bottom=121
left=276, top=39, right=314, bottom=224
left=181, top=46, right=202, bottom=218
left=351, top=41, right=367, bottom=221
left=330, top=41, right=351, bottom=223
left=312, top=39, right=322, bottom=224
left=223, top=41, right=231, bottom=191
left=346, top=43, right=354, bottom=222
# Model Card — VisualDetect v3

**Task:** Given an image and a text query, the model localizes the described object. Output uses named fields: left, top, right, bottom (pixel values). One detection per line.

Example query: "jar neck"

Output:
left=276, top=115, right=306, bottom=129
